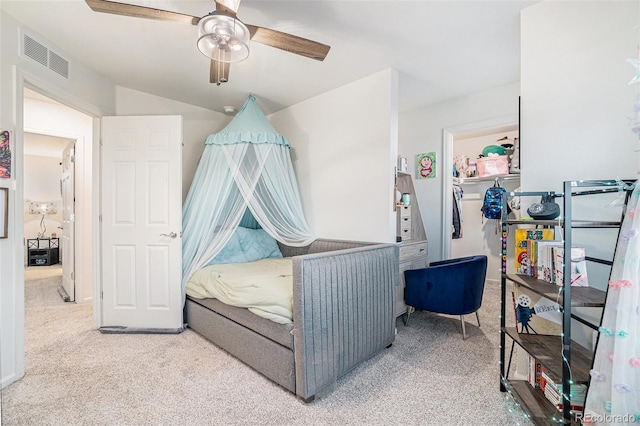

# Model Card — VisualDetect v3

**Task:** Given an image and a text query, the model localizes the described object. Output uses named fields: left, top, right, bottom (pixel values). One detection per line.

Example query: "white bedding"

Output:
left=186, top=258, right=293, bottom=324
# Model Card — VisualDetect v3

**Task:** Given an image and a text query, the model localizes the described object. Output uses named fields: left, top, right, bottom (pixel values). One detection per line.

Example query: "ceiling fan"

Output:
left=85, top=0, right=331, bottom=85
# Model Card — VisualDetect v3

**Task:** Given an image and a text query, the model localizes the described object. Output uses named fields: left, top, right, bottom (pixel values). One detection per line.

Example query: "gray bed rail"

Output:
left=290, top=242, right=398, bottom=400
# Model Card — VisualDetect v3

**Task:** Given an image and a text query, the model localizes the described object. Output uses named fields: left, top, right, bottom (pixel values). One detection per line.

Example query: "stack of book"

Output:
left=541, top=371, right=586, bottom=412
left=514, top=229, right=589, bottom=286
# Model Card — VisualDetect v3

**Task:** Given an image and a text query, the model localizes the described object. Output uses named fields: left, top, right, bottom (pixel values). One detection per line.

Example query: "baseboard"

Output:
left=98, top=324, right=186, bottom=334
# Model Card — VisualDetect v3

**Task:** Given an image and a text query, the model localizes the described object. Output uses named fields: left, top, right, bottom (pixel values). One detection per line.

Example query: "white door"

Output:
left=101, top=115, right=183, bottom=330
left=60, top=141, right=75, bottom=301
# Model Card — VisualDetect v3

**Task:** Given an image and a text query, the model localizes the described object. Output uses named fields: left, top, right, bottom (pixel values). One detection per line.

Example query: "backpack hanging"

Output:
left=481, top=180, right=506, bottom=220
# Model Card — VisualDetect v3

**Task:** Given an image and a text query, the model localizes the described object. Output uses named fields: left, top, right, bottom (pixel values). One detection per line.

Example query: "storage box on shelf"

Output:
left=395, top=171, right=428, bottom=318
left=498, top=180, right=635, bottom=425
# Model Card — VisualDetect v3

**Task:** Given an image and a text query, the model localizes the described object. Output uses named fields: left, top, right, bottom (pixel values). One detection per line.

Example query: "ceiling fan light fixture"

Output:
left=197, top=13, right=250, bottom=63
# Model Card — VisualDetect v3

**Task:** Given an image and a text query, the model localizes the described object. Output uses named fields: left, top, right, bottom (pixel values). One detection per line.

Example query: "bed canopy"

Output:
left=182, top=95, right=315, bottom=292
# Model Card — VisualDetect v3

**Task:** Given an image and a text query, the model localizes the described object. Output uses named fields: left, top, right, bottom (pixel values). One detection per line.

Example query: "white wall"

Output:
left=521, top=1, right=640, bottom=191
left=23, top=154, right=63, bottom=241
left=1, top=10, right=115, bottom=388
left=115, top=86, right=231, bottom=199
left=520, top=0, right=640, bottom=348
left=269, top=69, right=398, bottom=243
left=400, top=82, right=521, bottom=262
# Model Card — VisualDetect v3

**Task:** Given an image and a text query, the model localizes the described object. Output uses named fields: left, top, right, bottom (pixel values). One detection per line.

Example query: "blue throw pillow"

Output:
left=236, top=227, right=283, bottom=261
left=207, top=226, right=283, bottom=265
left=207, top=230, right=247, bottom=265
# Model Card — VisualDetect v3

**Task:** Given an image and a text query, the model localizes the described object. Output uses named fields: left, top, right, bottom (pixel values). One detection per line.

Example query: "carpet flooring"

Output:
left=2, top=266, right=533, bottom=425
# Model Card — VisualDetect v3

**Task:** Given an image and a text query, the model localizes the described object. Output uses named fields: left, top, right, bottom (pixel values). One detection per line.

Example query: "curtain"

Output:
left=181, top=95, right=315, bottom=296
left=583, top=184, right=640, bottom=424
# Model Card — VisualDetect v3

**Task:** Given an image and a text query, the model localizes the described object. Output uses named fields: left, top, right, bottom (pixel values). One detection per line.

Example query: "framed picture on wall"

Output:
left=0, top=187, right=7, bottom=238
left=0, top=129, right=12, bottom=179
left=417, top=152, right=436, bottom=179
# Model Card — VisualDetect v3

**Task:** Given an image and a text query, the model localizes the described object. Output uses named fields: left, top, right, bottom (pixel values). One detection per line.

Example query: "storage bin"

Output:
left=477, top=155, right=509, bottom=177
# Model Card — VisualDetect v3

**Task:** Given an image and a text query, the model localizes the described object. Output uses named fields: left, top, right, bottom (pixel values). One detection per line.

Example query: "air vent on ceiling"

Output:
left=22, top=32, right=70, bottom=79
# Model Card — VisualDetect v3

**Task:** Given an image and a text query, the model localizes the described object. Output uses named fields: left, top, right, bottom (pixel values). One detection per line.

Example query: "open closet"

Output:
left=449, top=124, right=520, bottom=284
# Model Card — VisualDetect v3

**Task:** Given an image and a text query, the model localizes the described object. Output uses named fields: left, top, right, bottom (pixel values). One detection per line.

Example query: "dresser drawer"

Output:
left=399, top=215, right=411, bottom=228
left=399, top=241, right=427, bottom=261
left=399, top=205, right=412, bottom=218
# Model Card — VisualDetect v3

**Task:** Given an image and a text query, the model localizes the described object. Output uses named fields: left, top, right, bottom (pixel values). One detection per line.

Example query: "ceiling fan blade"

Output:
left=215, top=0, right=241, bottom=17
left=85, top=0, right=200, bottom=25
left=246, top=25, right=330, bottom=61
left=210, top=59, right=230, bottom=86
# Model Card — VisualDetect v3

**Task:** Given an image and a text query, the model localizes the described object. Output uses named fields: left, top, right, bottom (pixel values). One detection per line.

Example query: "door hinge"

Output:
left=70, top=155, right=75, bottom=163
left=100, top=290, right=103, bottom=300
left=99, top=214, right=102, bottom=223
left=99, top=138, right=103, bottom=146
left=71, top=271, right=75, bottom=280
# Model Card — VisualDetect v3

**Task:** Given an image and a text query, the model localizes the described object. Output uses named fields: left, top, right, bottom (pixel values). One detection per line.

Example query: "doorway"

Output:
left=23, top=131, right=73, bottom=300
left=22, top=87, right=93, bottom=305
left=442, top=116, right=519, bottom=284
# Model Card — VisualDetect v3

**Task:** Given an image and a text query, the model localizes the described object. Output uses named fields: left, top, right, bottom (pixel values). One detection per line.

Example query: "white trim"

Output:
left=11, top=69, right=103, bottom=385
left=441, top=115, right=518, bottom=259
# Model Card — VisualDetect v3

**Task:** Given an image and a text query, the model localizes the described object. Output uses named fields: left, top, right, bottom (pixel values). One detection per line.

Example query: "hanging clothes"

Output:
left=583, top=182, right=640, bottom=422
left=452, top=184, right=463, bottom=239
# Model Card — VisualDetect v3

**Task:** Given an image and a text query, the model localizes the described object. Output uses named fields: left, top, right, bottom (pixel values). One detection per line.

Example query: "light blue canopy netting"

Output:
left=182, top=95, right=315, bottom=293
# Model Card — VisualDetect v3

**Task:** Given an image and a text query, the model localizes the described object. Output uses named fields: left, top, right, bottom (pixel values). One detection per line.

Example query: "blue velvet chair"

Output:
left=404, top=255, right=488, bottom=339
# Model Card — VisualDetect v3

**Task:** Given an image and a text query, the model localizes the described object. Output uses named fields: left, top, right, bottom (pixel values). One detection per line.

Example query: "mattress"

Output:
left=185, top=258, right=293, bottom=324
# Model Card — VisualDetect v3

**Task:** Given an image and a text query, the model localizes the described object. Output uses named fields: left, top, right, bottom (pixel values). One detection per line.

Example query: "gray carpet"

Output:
left=2, top=266, right=533, bottom=425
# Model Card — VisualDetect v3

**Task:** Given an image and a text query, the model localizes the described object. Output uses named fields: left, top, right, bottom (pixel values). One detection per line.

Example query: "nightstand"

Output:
left=27, top=238, right=60, bottom=266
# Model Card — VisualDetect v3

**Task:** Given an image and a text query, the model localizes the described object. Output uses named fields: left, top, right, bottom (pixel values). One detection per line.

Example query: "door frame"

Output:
left=3, top=69, right=103, bottom=389
left=17, top=71, right=102, bottom=324
left=441, top=115, right=518, bottom=259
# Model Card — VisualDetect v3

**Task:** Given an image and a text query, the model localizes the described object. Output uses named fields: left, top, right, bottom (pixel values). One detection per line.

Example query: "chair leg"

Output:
left=460, top=315, right=467, bottom=340
left=403, top=306, right=414, bottom=326
left=475, top=311, right=481, bottom=327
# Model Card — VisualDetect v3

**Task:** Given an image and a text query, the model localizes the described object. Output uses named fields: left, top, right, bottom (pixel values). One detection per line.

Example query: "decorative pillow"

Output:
left=207, top=230, right=246, bottom=265
left=207, top=226, right=282, bottom=265
left=236, top=227, right=283, bottom=261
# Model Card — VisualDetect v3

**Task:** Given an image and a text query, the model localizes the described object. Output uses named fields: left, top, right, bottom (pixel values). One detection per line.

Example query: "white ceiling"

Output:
left=2, top=0, right=537, bottom=115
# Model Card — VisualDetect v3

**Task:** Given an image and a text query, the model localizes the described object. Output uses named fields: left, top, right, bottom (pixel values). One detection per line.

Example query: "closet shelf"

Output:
left=453, top=173, right=520, bottom=184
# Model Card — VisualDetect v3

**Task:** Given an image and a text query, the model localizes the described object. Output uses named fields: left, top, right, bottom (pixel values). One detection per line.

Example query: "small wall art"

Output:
left=0, top=130, right=12, bottom=179
left=417, top=152, right=436, bottom=179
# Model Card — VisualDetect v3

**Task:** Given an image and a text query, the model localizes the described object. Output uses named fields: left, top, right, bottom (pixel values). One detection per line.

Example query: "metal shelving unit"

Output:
left=498, top=179, right=635, bottom=425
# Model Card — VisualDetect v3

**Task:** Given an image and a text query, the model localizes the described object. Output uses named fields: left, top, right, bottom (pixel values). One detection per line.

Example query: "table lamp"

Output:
left=29, top=201, right=57, bottom=238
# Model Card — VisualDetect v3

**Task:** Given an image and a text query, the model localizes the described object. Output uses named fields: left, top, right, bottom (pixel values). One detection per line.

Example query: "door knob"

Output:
left=160, top=232, right=178, bottom=239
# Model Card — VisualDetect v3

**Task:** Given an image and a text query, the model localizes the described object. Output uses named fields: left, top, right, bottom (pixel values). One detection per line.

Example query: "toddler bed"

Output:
left=184, top=237, right=398, bottom=402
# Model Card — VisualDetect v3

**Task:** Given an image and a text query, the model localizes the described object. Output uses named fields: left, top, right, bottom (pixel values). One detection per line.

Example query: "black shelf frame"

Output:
left=498, top=179, right=636, bottom=425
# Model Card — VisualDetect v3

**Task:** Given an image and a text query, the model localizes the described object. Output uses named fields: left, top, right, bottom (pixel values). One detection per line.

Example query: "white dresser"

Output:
left=394, top=171, right=428, bottom=317
left=396, top=240, right=428, bottom=317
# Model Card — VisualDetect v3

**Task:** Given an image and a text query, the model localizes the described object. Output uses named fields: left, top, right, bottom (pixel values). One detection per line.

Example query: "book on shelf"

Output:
left=514, top=228, right=555, bottom=275
left=526, top=354, right=548, bottom=389
left=534, top=240, right=563, bottom=282
left=541, top=370, right=586, bottom=412
left=553, top=247, right=589, bottom=287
